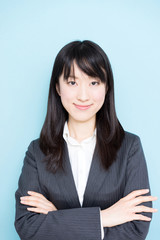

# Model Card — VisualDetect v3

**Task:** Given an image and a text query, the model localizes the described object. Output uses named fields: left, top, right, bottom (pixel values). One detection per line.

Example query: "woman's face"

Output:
left=56, top=62, right=107, bottom=124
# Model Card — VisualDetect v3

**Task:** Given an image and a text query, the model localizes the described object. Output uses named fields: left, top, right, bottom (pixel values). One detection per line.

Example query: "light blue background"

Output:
left=0, top=0, right=159, bottom=239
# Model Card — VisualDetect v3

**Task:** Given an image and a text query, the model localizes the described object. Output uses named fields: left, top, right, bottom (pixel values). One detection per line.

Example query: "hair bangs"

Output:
left=62, top=44, right=107, bottom=83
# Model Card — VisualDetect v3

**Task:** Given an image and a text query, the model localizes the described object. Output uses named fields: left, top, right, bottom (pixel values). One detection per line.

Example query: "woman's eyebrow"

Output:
left=68, top=75, right=78, bottom=79
left=68, top=75, right=101, bottom=81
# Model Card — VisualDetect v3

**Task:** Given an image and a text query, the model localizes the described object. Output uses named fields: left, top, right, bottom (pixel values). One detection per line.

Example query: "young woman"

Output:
left=15, top=40, right=157, bottom=240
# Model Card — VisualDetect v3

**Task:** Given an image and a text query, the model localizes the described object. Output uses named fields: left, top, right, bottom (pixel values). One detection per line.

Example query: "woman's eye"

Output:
left=91, top=81, right=99, bottom=86
left=68, top=81, right=76, bottom=86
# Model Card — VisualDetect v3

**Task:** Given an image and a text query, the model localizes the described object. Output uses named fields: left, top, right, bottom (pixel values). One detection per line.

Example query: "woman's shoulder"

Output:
left=120, top=130, right=142, bottom=153
left=26, top=138, right=42, bottom=155
left=28, top=137, right=40, bottom=147
left=123, top=130, right=141, bottom=142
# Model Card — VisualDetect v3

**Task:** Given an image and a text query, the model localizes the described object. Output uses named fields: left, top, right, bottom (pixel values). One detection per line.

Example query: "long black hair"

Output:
left=40, top=40, right=125, bottom=173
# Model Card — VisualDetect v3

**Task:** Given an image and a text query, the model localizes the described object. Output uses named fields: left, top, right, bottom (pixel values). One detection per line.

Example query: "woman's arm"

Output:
left=15, top=141, right=102, bottom=240
left=100, top=135, right=157, bottom=240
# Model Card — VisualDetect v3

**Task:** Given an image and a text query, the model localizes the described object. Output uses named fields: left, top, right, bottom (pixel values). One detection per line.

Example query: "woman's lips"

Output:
left=74, top=103, right=92, bottom=110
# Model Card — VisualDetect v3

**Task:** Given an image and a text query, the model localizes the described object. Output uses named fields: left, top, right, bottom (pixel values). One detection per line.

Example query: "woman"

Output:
left=15, top=40, right=157, bottom=240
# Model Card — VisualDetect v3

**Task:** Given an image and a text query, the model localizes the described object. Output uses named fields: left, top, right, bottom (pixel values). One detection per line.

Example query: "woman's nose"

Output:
left=77, top=85, right=89, bottom=101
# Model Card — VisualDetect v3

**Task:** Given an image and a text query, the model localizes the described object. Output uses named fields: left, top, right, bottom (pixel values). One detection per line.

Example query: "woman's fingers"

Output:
left=27, top=207, right=48, bottom=214
left=28, top=191, right=46, bottom=200
left=20, top=191, right=57, bottom=213
left=133, top=214, right=152, bottom=222
left=124, top=189, right=158, bottom=206
left=102, top=189, right=158, bottom=227
left=124, top=189, right=150, bottom=200
left=21, top=198, right=50, bottom=210
left=21, top=196, right=52, bottom=208
left=135, top=205, right=158, bottom=213
left=134, top=196, right=158, bottom=205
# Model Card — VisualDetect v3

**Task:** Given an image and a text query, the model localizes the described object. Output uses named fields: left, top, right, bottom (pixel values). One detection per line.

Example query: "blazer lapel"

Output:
left=54, top=141, right=81, bottom=208
left=82, top=147, right=107, bottom=207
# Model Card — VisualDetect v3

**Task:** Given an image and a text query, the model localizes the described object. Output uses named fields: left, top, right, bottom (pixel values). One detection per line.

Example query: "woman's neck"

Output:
left=67, top=117, right=96, bottom=143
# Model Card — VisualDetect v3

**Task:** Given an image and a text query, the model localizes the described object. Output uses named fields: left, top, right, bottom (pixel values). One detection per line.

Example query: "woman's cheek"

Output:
left=60, top=86, right=73, bottom=99
left=93, top=88, right=106, bottom=103
left=60, top=89, right=76, bottom=108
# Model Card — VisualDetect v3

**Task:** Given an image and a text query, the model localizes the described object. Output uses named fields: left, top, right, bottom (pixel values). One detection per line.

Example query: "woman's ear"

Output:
left=56, top=84, right=61, bottom=96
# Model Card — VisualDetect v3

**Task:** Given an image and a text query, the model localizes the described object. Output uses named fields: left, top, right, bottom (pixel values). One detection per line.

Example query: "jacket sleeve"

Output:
left=14, top=141, right=102, bottom=240
left=104, top=135, right=152, bottom=240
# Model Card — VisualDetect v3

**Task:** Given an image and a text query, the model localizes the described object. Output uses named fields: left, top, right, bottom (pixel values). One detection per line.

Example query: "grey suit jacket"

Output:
left=15, top=131, right=152, bottom=240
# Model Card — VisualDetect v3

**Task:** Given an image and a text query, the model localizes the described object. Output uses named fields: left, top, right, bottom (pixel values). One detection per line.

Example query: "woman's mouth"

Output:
left=73, top=103, right=92, bottom=110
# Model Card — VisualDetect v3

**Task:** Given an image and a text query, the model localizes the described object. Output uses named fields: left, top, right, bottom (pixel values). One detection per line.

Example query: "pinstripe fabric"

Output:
left=15, top=131, right=152, bottom=240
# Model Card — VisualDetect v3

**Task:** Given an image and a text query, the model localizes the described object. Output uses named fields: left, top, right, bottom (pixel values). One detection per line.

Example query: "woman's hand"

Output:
left=100, top=189, right=158, bottom=228
left=20, top=191, right=57, bottom=214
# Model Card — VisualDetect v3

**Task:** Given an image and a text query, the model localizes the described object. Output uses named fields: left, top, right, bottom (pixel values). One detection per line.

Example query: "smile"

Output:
left=73, top=104, right=92, bottom=110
